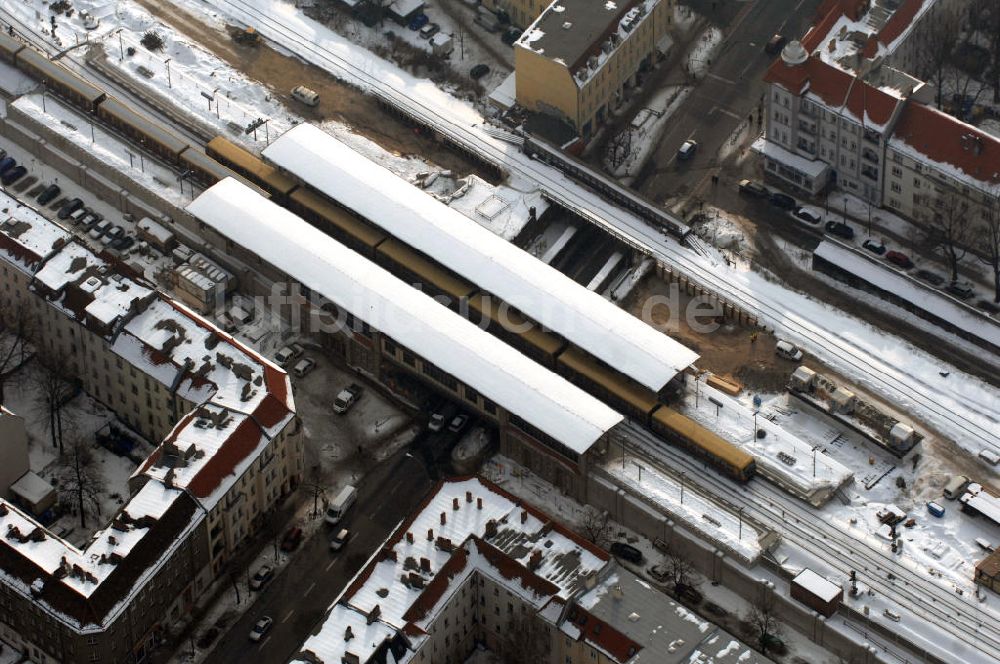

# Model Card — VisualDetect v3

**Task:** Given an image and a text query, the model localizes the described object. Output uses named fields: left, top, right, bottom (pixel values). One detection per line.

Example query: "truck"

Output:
left=332, top=384, right=363, bottom=414
left=325, top=485, right=358, bottom=526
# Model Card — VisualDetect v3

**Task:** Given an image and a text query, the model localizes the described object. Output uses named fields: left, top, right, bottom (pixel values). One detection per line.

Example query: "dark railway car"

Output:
left=16, top=48, right=105, bottom=112
left=97, top=97, right=189, bottom=162
left=206, top=136, right=298, bottom=201
left=376, top=237, right=477, bottom=304
left=178, top=146, right=269, bottom=198
left=650, top=406, right=756, bottom=482
left=0, top=32, right=25, bottom=63
left=287, top=188, right=388, bottom=257
left=466, top=293, right=566, bottom=368
left=556, top=345, right=659, bottom=421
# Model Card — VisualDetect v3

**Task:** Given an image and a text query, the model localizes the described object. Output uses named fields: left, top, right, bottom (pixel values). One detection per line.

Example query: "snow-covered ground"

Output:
left=604, top=85, right=691, bottom=182
left=686, top=26, right=723, bottom=79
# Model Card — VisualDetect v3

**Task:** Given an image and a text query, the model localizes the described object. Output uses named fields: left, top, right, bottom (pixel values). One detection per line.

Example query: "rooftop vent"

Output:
left=781, top=40, right=808, bottom=66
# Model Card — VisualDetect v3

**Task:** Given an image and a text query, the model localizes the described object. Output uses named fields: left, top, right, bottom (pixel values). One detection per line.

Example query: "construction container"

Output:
left=927, top=501, right=945, bottom=518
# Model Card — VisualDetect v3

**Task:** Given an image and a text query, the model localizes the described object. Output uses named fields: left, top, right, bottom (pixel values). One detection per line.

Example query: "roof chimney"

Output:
left=466, top=491, right=473, bottom=503
left=420, top=557, right=431, bottom=573
left=366, top=604, right=381, bottom=625
left=528, top=550, right=543, bottom=571
left=520, top=510, right=528, bottom=524
left=485, top=519, right=498, bottom=537
left=440, top=511, right=447, bottom=526
left=477, top=497, right=483, bottom=510
left=344, top=625, right=354, bottom=641
left=453, top=497, right=460, bottom=511
left=406, top=532, right=414, bottom=544
left=612, top=584, right=624, bottom=600
left=427, top=528, right=434, bottom=541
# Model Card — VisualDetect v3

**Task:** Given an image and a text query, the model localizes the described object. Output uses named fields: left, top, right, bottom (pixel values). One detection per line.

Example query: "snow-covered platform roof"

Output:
left=187, top=178, right=623, bottom=453
left=263, top=124, right=698, bottom=393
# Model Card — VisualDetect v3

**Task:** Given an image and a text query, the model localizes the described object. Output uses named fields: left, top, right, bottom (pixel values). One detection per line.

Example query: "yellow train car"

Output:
left=287, top=188, right=387, bottom=258
left=376, top=237, right=477, bottom=304
left=467, top=294, right=566, bottom=368
left=556, top=345, right=658, bottom=420
left=206, top=136, right=298, bottom=201
left=650, top=406, right=756, bottom=482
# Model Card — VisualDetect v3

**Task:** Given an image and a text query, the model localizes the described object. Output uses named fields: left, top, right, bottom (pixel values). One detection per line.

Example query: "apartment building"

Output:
left=760, top=0, right=1000, bottom=224
left=289, top=477, right=768, bottom=664
left=514, top=0, right=672, bottom=138
left=480, top=0, right=545, bottom=31
left=0, top=193, right=301, bottom=664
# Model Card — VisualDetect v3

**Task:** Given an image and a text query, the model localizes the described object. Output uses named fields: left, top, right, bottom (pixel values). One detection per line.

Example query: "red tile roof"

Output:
left=891, top=102, right=1000, bottom=186
left=187, top=417, right=267, bottom=498
left=877, top=0, right=923, bottom=48
left=765, top=55, right=900, bottom=128
left=568, top=604, right=643, bottom=663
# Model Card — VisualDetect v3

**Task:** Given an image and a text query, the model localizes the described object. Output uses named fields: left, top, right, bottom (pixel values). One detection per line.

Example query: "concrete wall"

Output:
left=0, top=409, right=30, bottom=498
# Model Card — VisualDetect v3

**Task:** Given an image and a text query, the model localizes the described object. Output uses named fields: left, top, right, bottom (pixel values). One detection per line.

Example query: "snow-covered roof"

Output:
left=187, top=178, right=622, bottom=453
left=9, top=471, right=54, bottom=506
left=792, top=568, right=842, bottom=602
left=292, top=477, right=609, bottom=664
left=136, top=217, right=174, bottom=245
left=814, top=240, right=1000, bottom=350
left=263, top=125, right=697, bottom=393
left=752, top=137, right=830, bottom=178
left=0, top=196, right=70, bottom=273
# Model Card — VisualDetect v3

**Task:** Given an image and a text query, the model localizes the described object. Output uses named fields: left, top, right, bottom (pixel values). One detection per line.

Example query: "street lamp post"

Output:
left=738, top=507, right=744, bottom=540
left=165, top=58, right=172, bottom=88
left=117, top=28, right=124, bottom=61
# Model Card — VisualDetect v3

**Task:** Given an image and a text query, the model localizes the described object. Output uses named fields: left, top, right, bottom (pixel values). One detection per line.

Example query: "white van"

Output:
left=325, top=485, right=358, bottom=526
left=943, top=475, right=970, bottom=500
left=291, top=85, right=320, bottom=107
left=775, top=340, right=803, bottom=361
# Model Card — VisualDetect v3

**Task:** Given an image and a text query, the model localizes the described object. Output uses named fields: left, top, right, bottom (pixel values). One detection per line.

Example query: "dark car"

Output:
left=0, top=156, right=15, bottom=175
left=793, top=207, right=822, bottom=225
left=501, top=27, right=522, bottom=45
left=862, top=238, right=886, bottom=255
left=280, top=526, right=304, bottom=552
left=470, top=64, right=490, bottom=79
left=37, top=184, right=61, bottom=205
left=408, top=13, right=429, bottom=30
left=57, top=198, right=84, bottom=220
left=111, top=235, right=135, bottom=252
left=738, top=179, right=769, bottom=198
left=885, top=250, right=913, bottom=269
left=765, top=33, right=787, bottom=55
left=610, top=542, right=643, bottom=564
left=769, top=192, right=796, bottom=210
left=915, top=269, right=945, bottom=286
left=945, top=282, right=974, bottom=300
left=825, top=220, right=855, bottom=240
left=1, top=165, right=26, bottom=185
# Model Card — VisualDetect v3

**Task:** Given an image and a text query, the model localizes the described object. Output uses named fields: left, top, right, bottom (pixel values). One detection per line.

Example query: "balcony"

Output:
left=861, top=166, right=879, bottom=181
left=797, top=119, right=817, bottom=134
left=864, top=128, right=881, bottom=145
left=862, top=148, right=879, bottom=163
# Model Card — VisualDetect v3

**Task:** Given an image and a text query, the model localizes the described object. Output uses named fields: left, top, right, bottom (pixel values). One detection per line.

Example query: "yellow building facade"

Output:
left=514, top=0, right=672, bottom=137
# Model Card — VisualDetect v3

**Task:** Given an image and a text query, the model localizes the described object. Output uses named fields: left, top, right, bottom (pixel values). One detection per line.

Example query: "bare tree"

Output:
left=0, top=302, right=36, bottom=403
left=31, top=350, right=77, bottom=452
left=579, top=505, right=612, bottom=548
left=926, top=192, right=974, bottom=283
left=56, top=432, right=106, bottom=529
left=979, top=189, right=1000, bottom=303
left=660, top=545, right=697, bottom=596
left=914, top=6, right=960, bottom=110
left=500, top=610, right=550, bottom=664
left=745, top=592, right=783, bottom=655
left=605, top=128, right=634, bottom=171
left=969, top=0, right=1000, bottom=103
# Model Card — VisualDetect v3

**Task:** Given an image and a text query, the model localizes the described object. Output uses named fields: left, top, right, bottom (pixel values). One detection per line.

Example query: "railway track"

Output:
left=203, top=0, right=1000, bottom=462
left=623, top=421, right=1000, bottom=663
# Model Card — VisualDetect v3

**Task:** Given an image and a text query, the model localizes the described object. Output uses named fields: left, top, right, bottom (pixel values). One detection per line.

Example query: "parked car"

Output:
left=915, top=269, right=945, bottom=286
left=862, top=238, right=886, bottom=255
left=68, top=207, right=88, bottom=224
left=293, top=357, right=315, bottom=378
left=112, top=235, right=135, bottom=252
left=1, top=165, right=26, bottom=185
left=448, top=414, right=469, bottom=433
left=333, top=384, right=363, bottom=414
left=738, top=179, right=769, bottom=198
left=249, top=565, right=274, bottom=591
left=884, top=250, right=913, bottom=269
left=58, top=198, right=84, bottom=220
left=329, top=528, right=351, bottom=551
left=81, top=212, right=103, bottom=230
left=101, top=225, right=125, bottom=246
left=945, top=282, right=974, bottom=300
left=501, top=27, right=522, bottom=45
left=648, top=564, right=669, bottom=583
left=419, top=22, right=440, bottom=39
left=89, top=219, right=111, bottom=240
left=470, top=64, right=490, bottom=79
left=793, top=206, right=822, bottom=225
left=610, top=542, right=643, bottom=564
left=428, top=411, right=448, bottom=432
left=37, top=184, right=61, bottom=205
left=769, top=192, right=796, bottom=210
left=274, top=343, right=303, bottom=366
left=775, top=339, right=803, bottom=361
left=677, top=139, right=698, bottom=161
left=291, top=85, right=320, bottom=107
left=280, top=526, right=304, bottom=552
left=0, top=156, right=16, bottom=175
left=248, top=617, right=273, bottom=642
left=408, top=13, right=429, bottom=30
left=765, top=33, right=787, bottom=55
left=825, top=220, right=855, bottom=240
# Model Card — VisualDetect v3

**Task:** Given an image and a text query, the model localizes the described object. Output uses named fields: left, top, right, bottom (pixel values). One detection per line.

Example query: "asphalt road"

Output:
left=204, top=447, right=434, bottom=664
left=636, top=0, right=823, bottom=199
